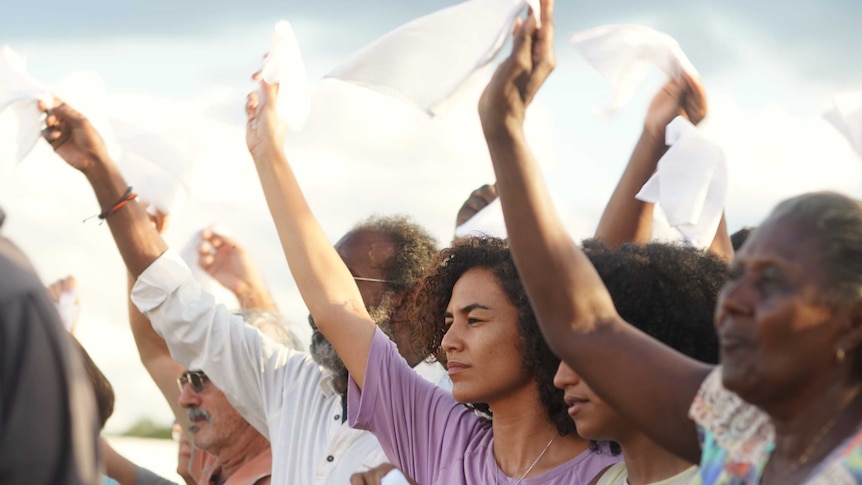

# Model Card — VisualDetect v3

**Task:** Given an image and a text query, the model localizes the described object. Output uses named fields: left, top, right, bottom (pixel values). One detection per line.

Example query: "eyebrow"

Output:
left=444, top=303, right=492, bottom=319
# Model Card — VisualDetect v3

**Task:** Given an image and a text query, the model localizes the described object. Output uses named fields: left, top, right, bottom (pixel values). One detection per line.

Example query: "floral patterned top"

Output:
left=688, top=368, right=862, bottom=484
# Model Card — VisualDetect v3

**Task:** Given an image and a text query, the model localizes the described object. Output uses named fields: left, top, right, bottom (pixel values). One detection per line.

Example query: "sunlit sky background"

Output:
left=2, top=0, right=861, bottom=435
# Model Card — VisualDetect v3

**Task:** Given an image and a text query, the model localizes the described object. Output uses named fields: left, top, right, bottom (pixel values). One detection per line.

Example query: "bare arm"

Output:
left=245, top=79, right=376, bottom=387
left=120, top=208, right=190, bottom=430
left=41, top=100, right=167, bottom=278
left=595, top=73, right=706, bottom=248
left=477, top=1, right=710, bottom=462
left=197, top=229, right=278, bottom=312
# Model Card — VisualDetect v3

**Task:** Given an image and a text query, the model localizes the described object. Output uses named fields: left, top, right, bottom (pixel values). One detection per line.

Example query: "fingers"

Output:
left=681, top=71, right=707, bottom=125
left=246, top=91, right=260, bottom=122
left=46, top=276, right=76, bottom=303
left=525, top=0, right=556, bottom=103
left=258, top=79, right=279, bottom=109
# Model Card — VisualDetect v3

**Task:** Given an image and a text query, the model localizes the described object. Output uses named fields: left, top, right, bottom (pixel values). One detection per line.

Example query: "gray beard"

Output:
left=308, top=293, right=394, bottom=376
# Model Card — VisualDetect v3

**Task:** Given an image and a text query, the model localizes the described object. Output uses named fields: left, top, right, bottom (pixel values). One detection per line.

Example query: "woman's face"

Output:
left=441, top=267, right=532, bottom=405
left=554, top=361, right=631, bottom=442
left=715, top=217, right=852, bottom=408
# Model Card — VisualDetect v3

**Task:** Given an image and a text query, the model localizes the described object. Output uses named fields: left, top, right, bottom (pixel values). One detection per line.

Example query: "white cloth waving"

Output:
left=636, top=116, right=727, bottom=248
left=570, top=25, right=698, bottom=113
left=328, top=0, right=540, bottom=117
left=0, top=45, right=53, bottom=166
left=823, top=92, right=862, bottom=159
left=260, top=20, right=311, bottom=131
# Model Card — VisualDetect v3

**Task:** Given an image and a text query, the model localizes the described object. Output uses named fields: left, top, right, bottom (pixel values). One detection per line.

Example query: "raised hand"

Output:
left=246, top=72, right=288, bottom=160
left=643, top=71, right=707, bottom=143
left=40, top=100, right=111, bottom=172
left=455, top=183, right=499, bottom=228
left=46, top=275, right=81, bottom=334
left=478, top=0, right=555, bottom=133
left=198, top=228, right=276, bottom=311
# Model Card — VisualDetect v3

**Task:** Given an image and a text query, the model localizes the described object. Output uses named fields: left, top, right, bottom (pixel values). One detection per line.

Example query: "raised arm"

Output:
left=477, top=0, right=710, bottom=462
left=124, top=208, right=189, bottom=431
left=593, top=75, right=733, bottom=261
left=197, top=229, right=278, bottom=312
left=41, top=100, right=167, bottom=277
left=594, top=74, right=703, bottom=246
left=245, top=77, right=376, bottom=387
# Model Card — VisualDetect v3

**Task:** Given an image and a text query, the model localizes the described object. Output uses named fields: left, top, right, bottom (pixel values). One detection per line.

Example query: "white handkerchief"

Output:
left=636, top=116, right=727, bottom=248
left=56, top=290, right=81, bottom=333
left=328, top=0, right=537, bottom=117
left=0, top=45, right=52, bottom=109
left=823, top=92, right=862, bottom=159
left=454, top=197, right=508, bottom=239
left=380, top=469, right=412, bottom=485
left=0, top=46, right=52, bottom=167
left=111, top=117, right=198, bottom=214
left=0, top=99, right=44, bottom=166
left=570, top=25, right=698, bottom=113
left=261, top=20, right=311, bottom=131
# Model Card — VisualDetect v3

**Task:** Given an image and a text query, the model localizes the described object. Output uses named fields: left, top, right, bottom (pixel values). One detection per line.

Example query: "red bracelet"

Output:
left=84, top=187, right=137, bottom=223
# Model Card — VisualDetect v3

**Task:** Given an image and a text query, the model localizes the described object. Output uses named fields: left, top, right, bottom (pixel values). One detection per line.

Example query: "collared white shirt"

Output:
left=132, top=250, right=388, bottom=485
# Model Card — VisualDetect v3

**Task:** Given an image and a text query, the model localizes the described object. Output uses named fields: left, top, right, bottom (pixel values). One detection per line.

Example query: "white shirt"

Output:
left=132, top=250, right=388, bottom=485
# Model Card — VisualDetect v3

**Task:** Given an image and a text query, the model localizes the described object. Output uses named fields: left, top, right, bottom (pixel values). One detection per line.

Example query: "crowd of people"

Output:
left=3, top=0, right=862, bottom=484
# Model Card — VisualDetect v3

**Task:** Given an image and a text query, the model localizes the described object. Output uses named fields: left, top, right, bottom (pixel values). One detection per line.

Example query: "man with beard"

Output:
left=136, top=218, right=439, bottom=485
left=39, top=97, right=441, bottom=484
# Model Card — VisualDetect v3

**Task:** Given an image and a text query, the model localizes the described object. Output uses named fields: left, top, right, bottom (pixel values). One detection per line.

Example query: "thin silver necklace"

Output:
left=495, top=432, right=559, bottom=484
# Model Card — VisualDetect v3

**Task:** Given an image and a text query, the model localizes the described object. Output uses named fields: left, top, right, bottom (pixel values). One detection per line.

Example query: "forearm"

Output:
left=594, top=130, right=666, bottom=247
left=233, top=278, right=278, bottom=313
left=126, top=273, right=189, bottom=429
left=82, top=159, right=168, bottom=277
left=708, top=213, right=734, bottom=263
left=251, top=150, right=374, bottom=382
left=101, top=436, right=141, bottom=485
left=484, top=124, right=619, bottom=348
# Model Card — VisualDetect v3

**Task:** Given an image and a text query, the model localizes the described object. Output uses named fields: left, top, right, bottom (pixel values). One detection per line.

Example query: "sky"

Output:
left=2, top=0, right=861, bottom=435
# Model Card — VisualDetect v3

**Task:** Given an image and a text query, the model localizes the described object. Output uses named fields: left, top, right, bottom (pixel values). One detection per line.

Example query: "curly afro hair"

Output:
left=582, top=239, right=728, bottom=364
left=352, top=215, right=439, bottom=293
left=408, top=236, right=575, bottom=436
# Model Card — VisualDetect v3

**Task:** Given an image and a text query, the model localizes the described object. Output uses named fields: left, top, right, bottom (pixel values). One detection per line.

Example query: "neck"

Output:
left=616, top=430, right=694, bottom=485
left=214, top=426, right=270, bottom=480
left=765, top=378, right=862, bottom=481
left=490, top=385, right=588, bottom=479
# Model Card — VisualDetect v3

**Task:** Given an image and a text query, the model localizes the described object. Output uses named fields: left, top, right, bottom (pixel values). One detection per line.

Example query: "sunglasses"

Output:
left=177, top=370, right=209, bottom=393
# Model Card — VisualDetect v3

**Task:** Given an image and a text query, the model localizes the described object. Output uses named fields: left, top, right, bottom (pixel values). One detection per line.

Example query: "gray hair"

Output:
left=235, top=310, right=304, bottom=351
left=770, top=191, right=862, bottom=306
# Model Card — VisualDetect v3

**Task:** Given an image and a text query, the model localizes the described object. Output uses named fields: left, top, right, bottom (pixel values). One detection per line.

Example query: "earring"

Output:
left=837, top=348, right=847, bottom=363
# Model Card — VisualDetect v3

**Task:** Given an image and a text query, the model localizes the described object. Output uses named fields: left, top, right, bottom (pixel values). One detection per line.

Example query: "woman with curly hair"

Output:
left=380, top=236, right=618, bottom=483
left=555, top=240, right=727, bottom=485
left=241, top=15, right=618, bottom=482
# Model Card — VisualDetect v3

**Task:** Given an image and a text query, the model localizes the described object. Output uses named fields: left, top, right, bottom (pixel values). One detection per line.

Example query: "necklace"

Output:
left=762, top=388, right=862, bottom=485
left=495, top=432, right=559, bottom=484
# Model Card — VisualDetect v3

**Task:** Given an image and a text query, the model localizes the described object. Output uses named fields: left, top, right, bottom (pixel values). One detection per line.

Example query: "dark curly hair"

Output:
left=408, top=236, right=575, bottom=436
left=583, top=239, right=728, bottom=364
left=352, top=215, right=439, bottom=293
left=580, top=239, right=727, bottom=455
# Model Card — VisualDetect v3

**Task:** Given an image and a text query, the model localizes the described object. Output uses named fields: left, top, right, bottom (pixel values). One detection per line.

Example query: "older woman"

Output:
left=479, top=1, right=862, bottom=484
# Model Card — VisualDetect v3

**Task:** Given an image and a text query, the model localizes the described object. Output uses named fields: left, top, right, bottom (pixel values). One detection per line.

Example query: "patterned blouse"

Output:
left=688, top=368, right=862, bottom=484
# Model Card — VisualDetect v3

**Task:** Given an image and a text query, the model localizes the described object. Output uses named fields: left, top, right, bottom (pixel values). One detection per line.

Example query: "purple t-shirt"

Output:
left=348, top=328, right=619, bottom=484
